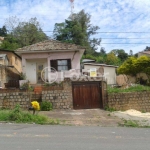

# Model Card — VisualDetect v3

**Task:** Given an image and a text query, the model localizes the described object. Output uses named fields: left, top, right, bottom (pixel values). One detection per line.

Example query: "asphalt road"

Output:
left=0, top=123, right=150, bottom=150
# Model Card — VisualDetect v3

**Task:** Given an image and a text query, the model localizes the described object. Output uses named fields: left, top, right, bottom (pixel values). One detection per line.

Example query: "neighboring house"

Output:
left=0, top=49, right=22, bottom=88
left=82, top=62, right=118, bottom=85
left=138, top=46, right=150, bottom=57
left=15, top=40, right=85, bottom=84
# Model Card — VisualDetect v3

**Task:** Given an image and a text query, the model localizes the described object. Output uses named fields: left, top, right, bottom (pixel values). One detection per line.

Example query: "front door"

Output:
left=37, top=63, right=44, bottom=83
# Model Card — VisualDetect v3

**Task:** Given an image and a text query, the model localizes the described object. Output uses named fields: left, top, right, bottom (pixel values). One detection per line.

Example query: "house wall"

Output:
left=83, top=64, right=117, bottom=85
left=22, top=51, right=82, bottom=84
left=138, top=52, right=150, bottom=57
left=25, top=59, right=47, bottom=84
left=0, top=51, right=22, bottom=73
left=107, top=92, right=150, bottom=112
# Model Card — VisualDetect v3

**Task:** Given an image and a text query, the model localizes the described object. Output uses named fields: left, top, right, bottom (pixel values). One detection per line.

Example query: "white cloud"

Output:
left=0, top=0, right=150, bottom=54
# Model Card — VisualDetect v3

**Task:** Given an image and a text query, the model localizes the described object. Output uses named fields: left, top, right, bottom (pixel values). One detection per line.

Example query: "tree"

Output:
left=100, top=47, right=106, bottom=55
left=3, top=16, right=48, bottom=49
left=0, top=26, right=7, bottom=36
left=53, top=9, right=101, bottom=54
left=117, top=56, right=150, bottom=78
left=111, top=49, right=128, bottom=62
left=105, top=52, right=120, bottom=65
left=129, top=50, right=133, bottom=56
left=117, top=57, right=138, bottom=76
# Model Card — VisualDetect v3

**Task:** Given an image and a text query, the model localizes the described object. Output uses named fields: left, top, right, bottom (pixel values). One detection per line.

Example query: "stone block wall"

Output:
left=107, top=91, right=150, bottom=112
left=0, top=90, right=30, bottom=109
left=42, top=79, right=73, bottom=109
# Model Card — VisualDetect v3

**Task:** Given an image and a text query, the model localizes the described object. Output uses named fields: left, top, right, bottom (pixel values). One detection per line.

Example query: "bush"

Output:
left=0, top=104, right=58, bottom=124
left=40, top=101, right=53, bottom=111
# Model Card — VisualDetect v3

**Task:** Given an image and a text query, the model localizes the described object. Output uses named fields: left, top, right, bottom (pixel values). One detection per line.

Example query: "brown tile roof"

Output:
left=16, top=39, right=85, bottom=52
left=139, top=51, right=150, bottom=55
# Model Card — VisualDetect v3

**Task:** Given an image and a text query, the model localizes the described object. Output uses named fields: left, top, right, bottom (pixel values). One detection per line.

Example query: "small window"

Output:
left=50, top=59, right=71, bottom=71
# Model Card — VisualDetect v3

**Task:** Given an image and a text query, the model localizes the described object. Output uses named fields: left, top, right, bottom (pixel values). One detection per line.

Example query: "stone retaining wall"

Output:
left=0, top=79, right=73, bottom=109
left=42, top=79, right=73, bottom=109
left=107, top=91, right=150, bottom=112
left=0, top=91, right=30, bottom=109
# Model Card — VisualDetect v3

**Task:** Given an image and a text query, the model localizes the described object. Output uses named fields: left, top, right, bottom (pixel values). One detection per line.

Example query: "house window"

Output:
left=50, top=59, right=71, bottom=71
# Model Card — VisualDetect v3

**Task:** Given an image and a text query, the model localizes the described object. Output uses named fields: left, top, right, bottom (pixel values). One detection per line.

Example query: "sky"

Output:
left=1, top=0, right=150, bottom=54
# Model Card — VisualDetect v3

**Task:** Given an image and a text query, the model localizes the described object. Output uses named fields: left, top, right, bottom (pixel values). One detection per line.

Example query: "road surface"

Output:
left=0, top=123, right=150, bottom=150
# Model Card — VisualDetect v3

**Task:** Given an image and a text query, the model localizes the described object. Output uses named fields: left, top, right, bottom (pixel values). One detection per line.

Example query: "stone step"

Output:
left=34, top=86, right=42, bottom=94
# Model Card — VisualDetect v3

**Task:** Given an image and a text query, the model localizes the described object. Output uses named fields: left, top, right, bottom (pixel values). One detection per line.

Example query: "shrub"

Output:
left=0, top=104, right=59, bottom=124
left=40, top=101, right=53, bottom=111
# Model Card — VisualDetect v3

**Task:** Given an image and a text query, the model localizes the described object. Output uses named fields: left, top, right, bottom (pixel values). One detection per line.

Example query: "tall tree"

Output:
left=3, top=16, right=48, bottom=49
left=111, top=49, right=128, bottom=62
left=0, top=26, right=7, bottom=36
left=105, top=52, right=120, bottom=65
left=53, top=9, right=101, bottom=54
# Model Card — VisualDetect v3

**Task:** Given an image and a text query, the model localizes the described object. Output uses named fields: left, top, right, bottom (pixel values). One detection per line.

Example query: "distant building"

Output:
left=138, top=46, right=150, bottom=57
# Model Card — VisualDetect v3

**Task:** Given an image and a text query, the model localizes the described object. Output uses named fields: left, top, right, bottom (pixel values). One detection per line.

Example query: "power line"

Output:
left=5, top=29, right=150, bottom=33
left=101, top=43, right=150, bottom=44
left=101, top=38, right=150, bottom=39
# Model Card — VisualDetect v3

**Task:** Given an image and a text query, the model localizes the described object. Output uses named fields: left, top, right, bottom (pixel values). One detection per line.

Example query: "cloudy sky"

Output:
left=1, top=0, right=150, bottom=54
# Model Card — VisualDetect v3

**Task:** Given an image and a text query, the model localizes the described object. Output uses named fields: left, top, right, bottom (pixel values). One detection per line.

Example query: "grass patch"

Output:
left=119, top=119, right=150, bottom=128
left=108, top=84, right=150, bottom=93
left=105, top=105, right=116, bottom=112
left=120, top=119, right=140, bottom=127
left=0, top=105, right=59, bottom=125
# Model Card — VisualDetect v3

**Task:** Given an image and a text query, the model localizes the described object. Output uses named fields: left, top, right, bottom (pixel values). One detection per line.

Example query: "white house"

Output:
left=82, top=63, right=118, bottom=85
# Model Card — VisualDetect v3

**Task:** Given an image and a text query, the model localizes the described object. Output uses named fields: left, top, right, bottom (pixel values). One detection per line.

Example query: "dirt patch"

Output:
left=113, top=109, right=150, bottom=126
left=40, top=109, right=123, bottom=126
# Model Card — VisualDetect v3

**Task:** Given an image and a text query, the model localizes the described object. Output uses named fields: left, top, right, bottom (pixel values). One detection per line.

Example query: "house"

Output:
left=0, top=49, right=22, bottom=88
left=82, top=62, right=118, bottom=85
left=15, top=40, right=85, bottom=84
left=138, top=46, right=150, bottom=57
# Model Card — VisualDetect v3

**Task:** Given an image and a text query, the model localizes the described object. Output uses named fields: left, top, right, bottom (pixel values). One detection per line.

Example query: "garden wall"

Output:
left=0, top=90, right=30, bottom=109
left=0, top=79, right=73, bottom=110
left=42, top=79, right=73, bottom=109
left=108, top=91, right=150, bottom=112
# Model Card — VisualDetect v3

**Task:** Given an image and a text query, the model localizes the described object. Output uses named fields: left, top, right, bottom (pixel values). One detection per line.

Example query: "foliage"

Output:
left=31, top=101, right=40, bottom=110
left=20, top=72, right=26, bottom=80
left=117, top=56, right=150, bottom=80
left=0, top=17, right=48, bottom=50
left=53, top=9, right=101, bottom=54
left=20, top=81, right=29, bottom=90
left=117, top=57, right=137, bottom=75
left=0, top=104, right=59, bottom=124
left=0, top=34, right=20, bottom=50
left=105, top=52, right=120, bottom=65
left=40, top=101, right=53, bottom=111
left=107, top=84, right=150, bottom=93
left=120, top=119, right=140, bottom=127
left=0, top=26, right=7, bottom=36
left=111, top=49, right=128, bottom=62
left=105, top=105, right=116, bottom=112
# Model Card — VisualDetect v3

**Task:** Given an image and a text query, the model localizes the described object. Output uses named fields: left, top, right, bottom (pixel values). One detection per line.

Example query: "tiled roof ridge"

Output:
left=16, top=39, right=85, bottom=51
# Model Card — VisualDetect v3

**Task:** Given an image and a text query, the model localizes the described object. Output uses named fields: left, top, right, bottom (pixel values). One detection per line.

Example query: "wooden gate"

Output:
left=72, top=82, right=103, bottom=109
